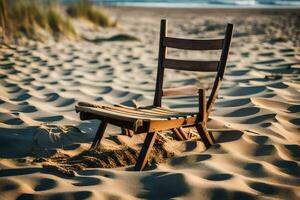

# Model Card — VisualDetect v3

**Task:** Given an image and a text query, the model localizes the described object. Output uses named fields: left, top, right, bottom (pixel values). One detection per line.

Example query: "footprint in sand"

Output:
left=34, top=178, right=57, bottom=191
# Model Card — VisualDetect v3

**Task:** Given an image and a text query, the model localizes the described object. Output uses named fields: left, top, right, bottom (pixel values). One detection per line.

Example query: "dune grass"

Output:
left=0, top=0, right=115, bottom=43
left=66, top=0, right=115, bottom=27
left=0, top=0, right=75, bottom=42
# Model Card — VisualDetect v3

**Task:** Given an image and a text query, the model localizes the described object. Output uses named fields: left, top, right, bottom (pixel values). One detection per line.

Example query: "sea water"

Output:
left=61, top=0, right=300, bottom=7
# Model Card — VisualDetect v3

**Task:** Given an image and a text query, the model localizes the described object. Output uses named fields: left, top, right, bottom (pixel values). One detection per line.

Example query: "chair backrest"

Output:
left=153, top=19, right=233, bottom=115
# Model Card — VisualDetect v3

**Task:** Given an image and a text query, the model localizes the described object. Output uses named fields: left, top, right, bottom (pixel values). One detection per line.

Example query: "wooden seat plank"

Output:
left=78, top=101, right=197, bottom=119
left=78, top=102, right=178, bottom=117
left=103, top=105, right=174, bottom=118
left=112, top=105, right=181, bottom=116
left=151, top=107, right=197, bottom=117
left=114, top=104, right=183, bottom=115
left=77, top=103, right=195, bottom=120
left=105, top=106, right=193, bottom=119
left=76, top=105, right=169, bottom=121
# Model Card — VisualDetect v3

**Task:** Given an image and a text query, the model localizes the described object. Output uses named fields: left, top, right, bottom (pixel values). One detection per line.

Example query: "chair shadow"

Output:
left=0, top=167, right=73, bottom=179
left=212, top=130, right=243, bottom=143
left=137, top=172, right=190, bottom=200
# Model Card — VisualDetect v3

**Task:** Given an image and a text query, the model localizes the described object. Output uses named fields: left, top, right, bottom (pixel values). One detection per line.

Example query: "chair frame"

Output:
left=76, top=19, right=233, bottom=171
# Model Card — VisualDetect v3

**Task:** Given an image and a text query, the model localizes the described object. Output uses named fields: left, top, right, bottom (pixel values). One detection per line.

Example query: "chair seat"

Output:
left=76, top=101, right=197, bottom=120
left=75, top=101, right=198, bottom=132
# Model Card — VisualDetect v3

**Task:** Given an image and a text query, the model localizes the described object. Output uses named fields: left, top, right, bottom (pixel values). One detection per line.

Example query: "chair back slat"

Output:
left=162, top=85, right=198, bottom=97
left=163, top=37, right=224, bottom=50
left=163, top=58, right=219, bottom=72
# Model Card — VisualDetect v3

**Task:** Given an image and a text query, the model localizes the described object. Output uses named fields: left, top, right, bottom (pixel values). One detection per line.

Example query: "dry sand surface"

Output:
left=0, top=7, right=300, bottom=200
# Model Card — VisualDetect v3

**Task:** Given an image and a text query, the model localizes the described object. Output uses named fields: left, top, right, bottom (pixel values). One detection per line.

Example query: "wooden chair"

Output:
left=75, top=19, right=233, bottom=171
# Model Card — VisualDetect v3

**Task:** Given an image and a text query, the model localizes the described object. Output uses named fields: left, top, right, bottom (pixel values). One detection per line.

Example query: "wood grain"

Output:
left=163, top=37, right=224, bottom=50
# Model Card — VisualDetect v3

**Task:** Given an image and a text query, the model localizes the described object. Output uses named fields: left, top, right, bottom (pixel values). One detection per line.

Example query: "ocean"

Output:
left=61, top=0, right=300, bottom=7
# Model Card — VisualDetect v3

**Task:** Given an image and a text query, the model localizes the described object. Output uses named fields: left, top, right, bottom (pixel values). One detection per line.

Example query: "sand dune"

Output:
left=0, top=7, right=300, bottom=200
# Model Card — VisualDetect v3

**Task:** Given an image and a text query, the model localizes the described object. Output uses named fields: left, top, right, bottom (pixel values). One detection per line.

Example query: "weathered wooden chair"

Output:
left=75, top=19, right=233, bottom=171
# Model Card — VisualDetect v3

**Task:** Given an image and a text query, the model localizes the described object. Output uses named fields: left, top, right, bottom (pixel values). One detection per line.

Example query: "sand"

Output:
left=0, top=7, right=300, bottom=200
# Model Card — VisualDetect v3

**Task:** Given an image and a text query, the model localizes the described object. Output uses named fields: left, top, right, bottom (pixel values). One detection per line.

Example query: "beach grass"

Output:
left=0, top=0, right=75, bottom=42
left=66, top=0, right=115, bottom=27
left=0, top=0, right=115, bottom=43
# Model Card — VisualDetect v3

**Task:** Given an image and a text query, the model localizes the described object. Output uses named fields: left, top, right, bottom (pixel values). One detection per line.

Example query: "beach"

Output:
left=0, top=6, right=300, bottom=199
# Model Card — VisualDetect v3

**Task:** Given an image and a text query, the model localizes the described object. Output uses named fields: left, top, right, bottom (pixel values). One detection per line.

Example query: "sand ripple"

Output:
left=0, top=7, right=299, bottom=200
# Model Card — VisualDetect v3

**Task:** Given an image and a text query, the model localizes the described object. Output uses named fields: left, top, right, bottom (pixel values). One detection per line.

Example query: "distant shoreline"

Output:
left=102, top=4, right=300, bottom=9
left=58, top=1, right=300, bottom=10
left=60, top=0, right=300, bottom=9
left=106, top=5, right=300, bottom=15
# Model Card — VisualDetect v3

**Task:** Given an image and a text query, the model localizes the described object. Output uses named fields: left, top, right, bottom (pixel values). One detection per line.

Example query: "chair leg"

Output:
left=178, top=127, right=189, bottom=140
left=90, top=121, right=108, bottom=150
left=195, top=124, right=214, bottom=148
left=171, top=128, right=184, bottom=140
left=172, top=127, right=188, bottom=140
left=121, top=128, right=134, bottom=137
left=121, top=128, right=128, bottom=136
left=135, top=132, right=158, bottom=171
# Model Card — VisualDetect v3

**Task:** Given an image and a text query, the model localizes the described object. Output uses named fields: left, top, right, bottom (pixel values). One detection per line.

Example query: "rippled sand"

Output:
left=0, top=7, right=299, bottom=200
